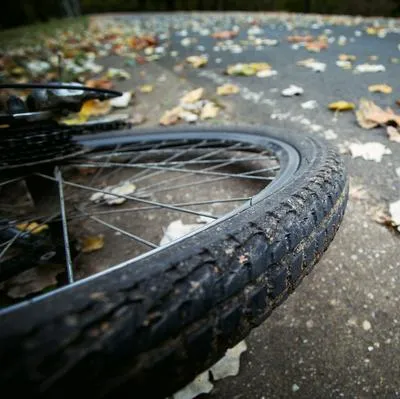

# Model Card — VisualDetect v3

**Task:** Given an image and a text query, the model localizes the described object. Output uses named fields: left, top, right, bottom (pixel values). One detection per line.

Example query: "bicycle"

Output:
left=0, top=82, right=348, bottom=397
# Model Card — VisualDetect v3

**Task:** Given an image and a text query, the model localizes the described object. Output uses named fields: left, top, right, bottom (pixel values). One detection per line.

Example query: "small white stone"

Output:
left=362, top=320, right=372, bottom=331
left=292, top=384, right=300, bottom=392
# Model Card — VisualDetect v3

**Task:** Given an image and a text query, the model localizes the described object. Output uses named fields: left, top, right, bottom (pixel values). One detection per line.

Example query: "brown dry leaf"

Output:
left=16, top=222, right=48, bottom=234
left=85, top=78, right=113, bottom=90
left=181, top=88, right=204, bottom=104
left=5, top=265, right=61, bottom=299
left=328, top=101, right=355, bottom=111
left=81, top=234, right=105, bottom=253
left=160, top=106, right=182, bottom=126
left=217, top=83, right=240, bottom=96
left=287, top=35, right=314, bottom=43
left=186, top=55, right=208, bottom=68
left=356, top=98, right=400, bottom=129
left=80, top=99, right=112, bottom=117
left=139, top=84, right=154, bottom=93
left=368, top=84, right=392, bottom=94
left=211, top=30, right=238, bottom=40
left=387, top=126, right=400, bottom=143
left=339, top=54, right=356, bottom=61
left=200, top=102, right=219, bottom=120
left=306, top=40, right=328, bottom=52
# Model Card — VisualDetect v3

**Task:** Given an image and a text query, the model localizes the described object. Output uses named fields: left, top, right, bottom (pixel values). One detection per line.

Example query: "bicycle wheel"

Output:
left=0, top=125, right=348, bottom=398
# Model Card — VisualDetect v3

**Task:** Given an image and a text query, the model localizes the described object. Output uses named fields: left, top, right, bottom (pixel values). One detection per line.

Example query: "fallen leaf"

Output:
left=181, top=88, right=204, bottom=104
left=139, top=84, right=154, bottom=93
left=106, top=67, right=131, bottom=80
left=368, top=84, right=392, bottom=94
left=160, top=220, right=204, bottom=246
left=110, top=92, right=132, bottom=108
left=209, top=341, right=247, bottom=380
left=349, top=142, right=391, bottom=162
left=281, top=85, right=303, bottom=97
left=336, top=60, right=352, bottom=69
left=256, top=69, right=277, bottom=78
left=211, top=30, right=238, bottom=40
left=217, top=83, right=240, bottom=96
left=306, top=40, right=328, bottom=52
left=200, top=102, right=219, bottom=119
left=287, top=35, right=314, bottom=43
left=226, top=62, right=271, bottom=76
left=85, top=78, right=113, bottom=90
left=81, top=234, right=105, bottom=253
left=328, top=101, right=355, bottom=111
left=160, top=106, right=182, bottom=126
left=356, top=99, right=400, bottom=129
left=389, top=200, right=400, bottom=230
left=172, top=371, right=213, bottom=399
left=89, top=181, right=136, bottom=205
left=186, top=55, right=208, bottom=68
left=354, top=64, right=385, bottom=73
left=339, top=54, right=356, bottom=61
left=297, top=58, right=326, bottom=72
left=5, top=265, right=61, bottom=299
left=16, top=222, right=48, bottom=234
left=179, top=110, right=198, bottom=123
left=387, top=126, right=400, bottom=143
left=80, top=99, right=112, bottom=117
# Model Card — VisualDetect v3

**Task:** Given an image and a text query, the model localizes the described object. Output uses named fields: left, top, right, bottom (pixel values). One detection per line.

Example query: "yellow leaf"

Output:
left=186, top=55, right=208, bottom=68
left=139, top=84, right=154, bottom=93
left=200, top=102, right=219, bottom=120
left=80, top=99, right=111, bottom=117
left=81, top=234, right=105, bottom=253
left=160, top=106, right=182, bottom=126
left=180, top=88, right=204, bottom=104
left=328, top=101, right=355, bottom=111
left=217, top=83, right=240, bottom=96
left=368, top=84, right=392, bottom=94
left=16, top=222, right=48, bottom=234
left=226, top=62, right=270, bottom=76
left=61, top=114, right=88, bottom=125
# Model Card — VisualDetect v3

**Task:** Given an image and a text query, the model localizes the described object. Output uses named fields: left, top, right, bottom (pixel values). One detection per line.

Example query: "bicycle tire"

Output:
left=0, top=125, right=348, bottom=398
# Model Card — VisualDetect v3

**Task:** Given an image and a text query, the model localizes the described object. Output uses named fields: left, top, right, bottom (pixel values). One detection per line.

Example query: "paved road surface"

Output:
left=98, top=13, right=400, bottom=398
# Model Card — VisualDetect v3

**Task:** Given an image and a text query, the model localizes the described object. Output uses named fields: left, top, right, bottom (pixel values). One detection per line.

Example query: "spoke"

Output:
left=91, top=141, right=166, bottom=185
left=37, top=173, right=219, bottom=219
left=0, top=233, right=19, bottom=262
left=140, top=166, right=278, bottom=196
left=67, top=197, right=251, bottom=219
left=77, top=209, right=158, bottom=249
left=87, top=143, right=122, bottom=187
left=54, top=167, right=74, bottom=284
left=86, top=154, right=273, bottom=168
left=0, top=213, right=60, bottom=264
left=73, top=161, right=274, bottom=181
left=0, top=176, right=25, bottom=187
left=126, top=140, right=209, bottom=185
left=135, top=150, right=275, bottom=196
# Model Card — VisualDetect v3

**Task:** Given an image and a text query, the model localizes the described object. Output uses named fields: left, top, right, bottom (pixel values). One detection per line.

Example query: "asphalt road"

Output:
left=98, top=12, right=400, bottom=398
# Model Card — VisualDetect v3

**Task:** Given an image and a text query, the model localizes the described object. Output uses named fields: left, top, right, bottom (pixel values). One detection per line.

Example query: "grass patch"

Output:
left=0, top=17, right=88, bottom=49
